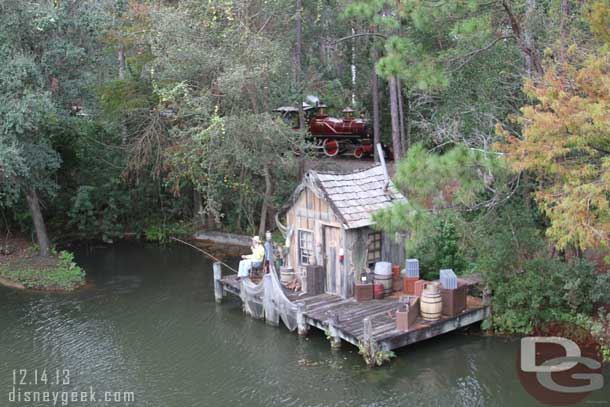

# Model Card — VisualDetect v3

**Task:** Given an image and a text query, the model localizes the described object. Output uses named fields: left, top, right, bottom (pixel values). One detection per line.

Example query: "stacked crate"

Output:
left=439, top=268, right=467, bottom=316
left=402, top=259, right=420, bottom=295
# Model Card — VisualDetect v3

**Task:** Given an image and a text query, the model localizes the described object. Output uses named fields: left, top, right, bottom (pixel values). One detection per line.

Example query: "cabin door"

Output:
left=323, top=226, right=342, bottom=295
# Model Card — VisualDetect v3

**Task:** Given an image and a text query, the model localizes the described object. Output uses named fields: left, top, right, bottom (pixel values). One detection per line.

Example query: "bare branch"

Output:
left=333, top=32, right=387, bottom=45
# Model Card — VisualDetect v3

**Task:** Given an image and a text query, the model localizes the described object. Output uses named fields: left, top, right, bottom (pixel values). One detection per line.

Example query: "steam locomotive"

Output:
left=274, top=99, right=375, bottom=159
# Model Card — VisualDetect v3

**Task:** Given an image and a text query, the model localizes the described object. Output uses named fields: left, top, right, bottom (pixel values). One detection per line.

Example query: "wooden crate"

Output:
left=440, top=284, right=467, bottom=316
left=354, top=283, right=373, bottom=301
left=402, top=276, right=418, bottom=295
left=396, top=297, right=420, bottom=331
left=305, top=265, right=326, bottom=295
left=414, top=279, right=427, bottom=297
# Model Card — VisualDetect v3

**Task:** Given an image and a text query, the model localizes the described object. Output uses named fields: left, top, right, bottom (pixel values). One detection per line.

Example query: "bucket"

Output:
left=420, top=282, right=442, bottom=321
left=374, top=262, right=392, bottom=275
left=280, top=267, right=296, bottom=285
left=391, top=264, right=401, bottom=279
left=373, top=283, right=385, bottom=299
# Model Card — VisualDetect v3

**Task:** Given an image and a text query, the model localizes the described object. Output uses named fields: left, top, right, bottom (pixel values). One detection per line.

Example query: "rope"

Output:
left=170, top=237, right=239, bottom=274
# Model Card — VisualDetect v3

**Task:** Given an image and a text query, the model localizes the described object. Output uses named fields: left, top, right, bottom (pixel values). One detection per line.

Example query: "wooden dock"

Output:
left=214, top=266, right=490, bottom=365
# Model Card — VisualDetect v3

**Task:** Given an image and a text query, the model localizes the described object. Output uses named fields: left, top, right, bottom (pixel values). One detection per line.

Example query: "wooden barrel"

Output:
left=392, top=275, right=402, bottom=292
left=420, top=283, right=442, bottom=321
left=280, top=267, right=296, bottom=285
left=374, top=262, right=393, bottom=296
left=373, top=283, right=385, bottom=299
left=374, top=274, right=392, bottom=296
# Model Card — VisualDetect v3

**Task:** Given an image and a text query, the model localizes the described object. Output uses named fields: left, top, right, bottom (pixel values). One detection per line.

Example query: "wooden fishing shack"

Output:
left=211, top=163, right=491, bottom=366
left=281, top=164, right=407, bottom=297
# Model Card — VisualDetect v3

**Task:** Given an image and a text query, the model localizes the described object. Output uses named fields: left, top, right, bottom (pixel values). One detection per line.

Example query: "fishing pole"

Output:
left=170, top=237, right=239, bottom=274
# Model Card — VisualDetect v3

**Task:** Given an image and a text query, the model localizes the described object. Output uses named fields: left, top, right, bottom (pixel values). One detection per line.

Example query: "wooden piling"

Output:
left=213, top=262, right=223, bottom=303
left=297, top=302, right=309, bottom=336
left=327, top=313, right=341, bottom=349
left=361, top=316, right=378, bottom=367
left=363, top=317, right=373, bottom=342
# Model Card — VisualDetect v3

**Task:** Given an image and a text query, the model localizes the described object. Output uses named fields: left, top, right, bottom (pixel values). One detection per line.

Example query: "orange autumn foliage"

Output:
left=500, top=46, right=610, bottom=252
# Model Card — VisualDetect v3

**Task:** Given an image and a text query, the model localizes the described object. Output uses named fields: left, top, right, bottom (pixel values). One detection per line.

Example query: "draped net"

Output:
left=239, top=268, right=298, bottom=331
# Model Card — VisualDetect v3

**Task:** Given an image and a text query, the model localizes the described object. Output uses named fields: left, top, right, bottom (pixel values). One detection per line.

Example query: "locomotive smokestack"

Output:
left=306, top=95, right=320, bottom=106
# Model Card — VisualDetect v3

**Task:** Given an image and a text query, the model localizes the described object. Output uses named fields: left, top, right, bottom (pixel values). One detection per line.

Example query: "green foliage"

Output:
left=411, top=216, right=466, bottom=280
left=374, top=143, right=509, bottom=253
left=357, top=340, right=396, bottom=367
left=376, top=140, right=610, bottom=336
left=143, top=221, right=191, bottom=244
left=487, top=258, right=610, bottom=335
left=0, top=250, right=85, bottom=291
left=574, top=311, right=610, bottom=362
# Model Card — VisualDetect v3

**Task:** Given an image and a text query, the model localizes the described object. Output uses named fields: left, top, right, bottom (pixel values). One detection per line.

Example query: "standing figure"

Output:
left=237, top=236, right=265, bottom=280
left=264, top=231, right=273, bottom=273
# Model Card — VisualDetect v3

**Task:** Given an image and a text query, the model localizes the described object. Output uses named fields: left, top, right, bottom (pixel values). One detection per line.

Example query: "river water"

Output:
left=1, top=242, right=608, bottom=406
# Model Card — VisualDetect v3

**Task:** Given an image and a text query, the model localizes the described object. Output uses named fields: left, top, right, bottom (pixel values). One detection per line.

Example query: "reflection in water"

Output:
left=0, top=242, right=608, bottom=406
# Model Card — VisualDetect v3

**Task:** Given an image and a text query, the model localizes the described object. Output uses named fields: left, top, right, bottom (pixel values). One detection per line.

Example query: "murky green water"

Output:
left=1, top=242, right=608, bottom=406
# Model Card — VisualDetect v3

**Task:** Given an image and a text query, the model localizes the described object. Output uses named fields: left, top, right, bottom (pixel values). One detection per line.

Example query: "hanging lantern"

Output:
left=360, top=272, right=368, bottom=283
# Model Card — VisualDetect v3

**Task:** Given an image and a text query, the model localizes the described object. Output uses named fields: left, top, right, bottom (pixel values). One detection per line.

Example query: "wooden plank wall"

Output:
left=343, top=228, right=368, bottom=298
left=285, top=187, right=343, bottom=292
left=382, top=232, right=407, bottom=269
left=284, top=188, right=407, bottom=298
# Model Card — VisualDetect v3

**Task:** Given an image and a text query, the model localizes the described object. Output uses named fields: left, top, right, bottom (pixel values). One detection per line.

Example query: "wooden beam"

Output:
left=327, top=313, right=342, bottom=349
left=378, top=306, right=490, bottom=351
left=213, top=262, right=223, bottom=303
left=297, top=302, right=309, bottom=336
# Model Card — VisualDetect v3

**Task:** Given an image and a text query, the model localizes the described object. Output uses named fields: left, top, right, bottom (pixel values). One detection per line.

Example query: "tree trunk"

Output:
left=351, top=27, right=357, bottom=106
left=259, top=164, right=273, bottom=236
left=118, top=48, right=126, bottom=80
left=25, top=187, right=50, bottom=257
left=502, top=0, right=544, bottom=78
left=295, top=0, right=305, bottom=130
left=405, top=84, right=412, bottom=151
left=388, top=75, right=402, bottom=159
left=193, top=188, right=203, bottom=226
left=236, top=166, right=246, bottom=231
left=371, top=42, right=381, bottom=162
left=397, top=78, right=407, bottom=154
left=559, top=0, right=570, bottom=66
left=295, top=0, right=306, bottom=178
left=263, top=74, right=270, bottom=113
left=118, top=47, right=128, bottom=144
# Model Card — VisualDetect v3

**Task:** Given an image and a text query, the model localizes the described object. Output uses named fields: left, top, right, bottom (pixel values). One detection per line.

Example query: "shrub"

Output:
left=0, top=250, right=85, bottom=291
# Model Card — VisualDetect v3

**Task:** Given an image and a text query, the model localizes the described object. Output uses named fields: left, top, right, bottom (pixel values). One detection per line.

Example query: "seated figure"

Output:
left=237, top=236, right=265, bottom=280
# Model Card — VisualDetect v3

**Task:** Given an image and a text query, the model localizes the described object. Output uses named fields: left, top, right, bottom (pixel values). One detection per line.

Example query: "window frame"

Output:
left=367, top=231, right=382, bottom=267
left=298, top=229, right=314, bottom=266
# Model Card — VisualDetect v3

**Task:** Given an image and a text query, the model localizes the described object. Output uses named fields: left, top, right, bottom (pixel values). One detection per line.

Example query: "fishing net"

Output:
left=240, top=277, right=265, bottom=319
left=240, top=269, right=298, bottom=331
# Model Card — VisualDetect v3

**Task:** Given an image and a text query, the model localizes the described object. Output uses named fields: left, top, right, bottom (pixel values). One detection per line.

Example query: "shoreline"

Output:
left=0, top=275, right=25, bottom=290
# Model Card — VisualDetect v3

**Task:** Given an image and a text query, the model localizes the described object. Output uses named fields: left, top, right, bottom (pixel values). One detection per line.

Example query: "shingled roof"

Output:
left=302, top=165, right=406, bottom=229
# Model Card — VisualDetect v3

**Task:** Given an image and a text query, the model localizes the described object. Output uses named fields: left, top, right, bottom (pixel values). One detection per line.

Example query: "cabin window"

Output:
left=298, top=230, right=314, bottom=265
left=367, top=231, right=382, bottom=266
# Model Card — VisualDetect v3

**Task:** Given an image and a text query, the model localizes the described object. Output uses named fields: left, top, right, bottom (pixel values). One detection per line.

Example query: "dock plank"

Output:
left=215, top=268, right=490, bottom=358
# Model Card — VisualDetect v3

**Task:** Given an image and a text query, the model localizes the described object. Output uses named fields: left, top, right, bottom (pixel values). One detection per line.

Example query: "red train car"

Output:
left=275, top=103, right=374, bottom=158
